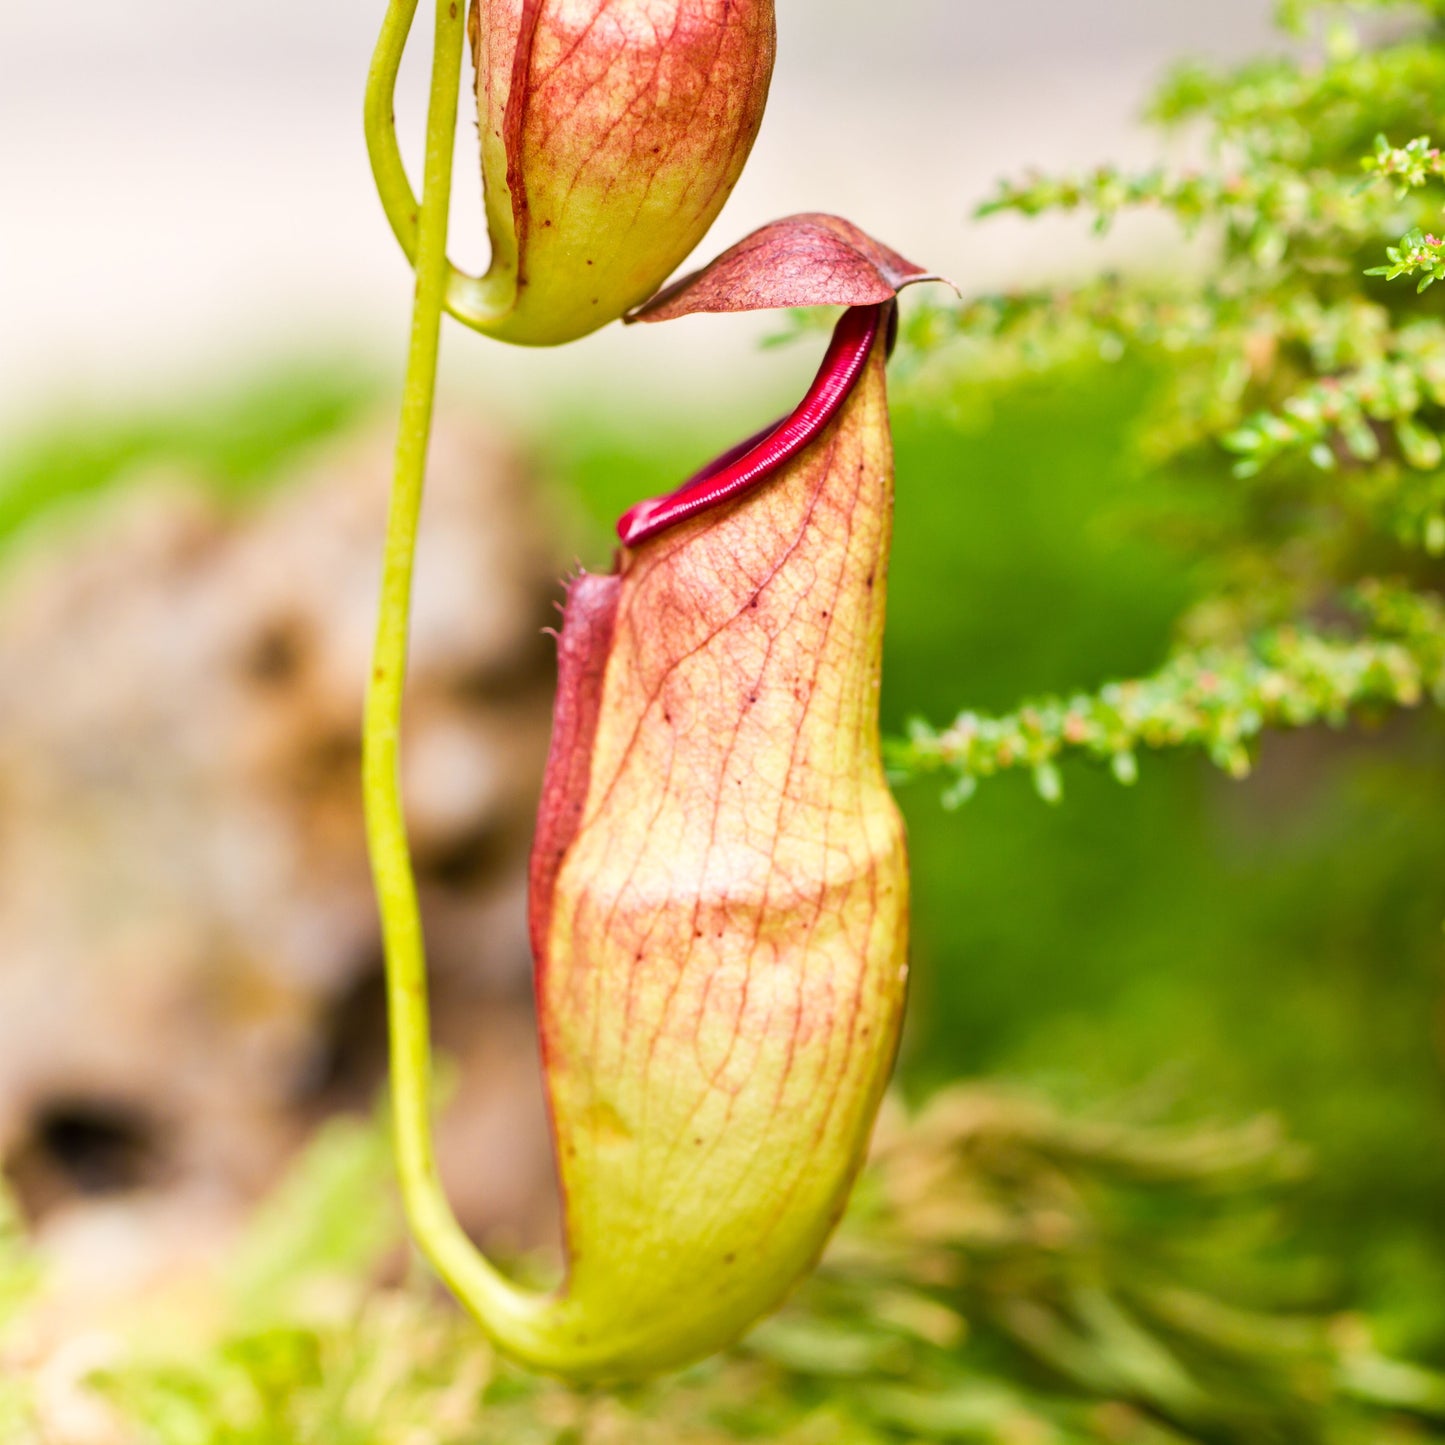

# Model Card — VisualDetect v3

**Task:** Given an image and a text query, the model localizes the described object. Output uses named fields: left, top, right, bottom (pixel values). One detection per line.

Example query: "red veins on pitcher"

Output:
left=520, top=217, right=938, bottom=1377
left=467, top=0, right=776, bottom=346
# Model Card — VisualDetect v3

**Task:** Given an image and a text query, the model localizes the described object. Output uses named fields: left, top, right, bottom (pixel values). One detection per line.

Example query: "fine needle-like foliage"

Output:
left=886, top=0, right=1445, bottom=804
left=9, top=1092, right=1445, bottom=1445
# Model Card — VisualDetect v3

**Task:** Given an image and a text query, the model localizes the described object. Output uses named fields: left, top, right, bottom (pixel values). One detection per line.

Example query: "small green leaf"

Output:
left=1033, top=762, right=1063, bottom=805
left=941, top=775, right=977, bottom=811
left=1396, top=419, right=1442, bottom=469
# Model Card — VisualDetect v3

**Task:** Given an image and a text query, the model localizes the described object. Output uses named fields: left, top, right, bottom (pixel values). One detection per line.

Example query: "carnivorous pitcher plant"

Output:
left=363, top=0, right=938, bottom=1380
left=365, top=0, right=775, bottom=343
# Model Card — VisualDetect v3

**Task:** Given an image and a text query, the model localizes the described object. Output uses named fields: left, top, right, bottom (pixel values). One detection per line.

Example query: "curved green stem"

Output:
left=364, top=0, right=515, bottom=331
left=362, top=0, right=550, bottom=1357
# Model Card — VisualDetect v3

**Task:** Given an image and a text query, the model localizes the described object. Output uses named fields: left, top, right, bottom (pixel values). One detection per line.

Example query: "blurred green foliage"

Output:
left=14, top=1092, right=1445, bottom=1444
left=0, top=360, right=376, bottom=550
left=901, top=0, right=1445, bottom=1370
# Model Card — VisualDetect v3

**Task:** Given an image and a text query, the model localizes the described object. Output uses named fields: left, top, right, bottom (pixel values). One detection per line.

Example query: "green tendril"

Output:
left=363, top=0, right=514, bottom=331
left=361, top=0, right=550, bottom=1360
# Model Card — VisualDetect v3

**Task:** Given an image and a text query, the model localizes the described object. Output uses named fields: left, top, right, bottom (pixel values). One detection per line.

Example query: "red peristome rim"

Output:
left=616, top=303, right=888, bottom=548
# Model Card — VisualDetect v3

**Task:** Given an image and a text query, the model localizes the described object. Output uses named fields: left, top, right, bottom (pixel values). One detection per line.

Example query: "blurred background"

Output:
left=2, top=0, right=1279, bottom=425
left=5, top=1, right=1445, bottom=1441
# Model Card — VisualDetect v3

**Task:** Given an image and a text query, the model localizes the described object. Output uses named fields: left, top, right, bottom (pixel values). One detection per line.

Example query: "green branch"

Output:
left=1221, top=340, right=1445, bottom=479
left=977, top=161, right=1396, bottom=254
left=888, top=584, right=1445, bottom=805
left=361, top=0, right=543, bottom=1350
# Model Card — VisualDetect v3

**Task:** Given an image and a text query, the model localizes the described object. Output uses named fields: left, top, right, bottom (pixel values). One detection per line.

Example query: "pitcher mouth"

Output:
left=616, top=302, right=894, bottom=548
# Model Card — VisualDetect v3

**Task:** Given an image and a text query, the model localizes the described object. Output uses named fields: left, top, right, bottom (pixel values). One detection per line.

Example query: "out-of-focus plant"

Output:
left=21, top=1094, right=1444, bottom=1444
left=0, top=362, right=375, bottom=550
left=884, top=0, right=1445, bottom=804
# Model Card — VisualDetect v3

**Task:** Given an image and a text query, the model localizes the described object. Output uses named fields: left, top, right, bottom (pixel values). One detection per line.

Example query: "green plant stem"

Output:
left=364, top=0, right=511, bottom=331
left=361, top=0, right=545, bottom=1352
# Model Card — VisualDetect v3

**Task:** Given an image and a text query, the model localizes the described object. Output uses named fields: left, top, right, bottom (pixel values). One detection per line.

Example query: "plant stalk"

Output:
left=361, top=0, right=547, bottom=1355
